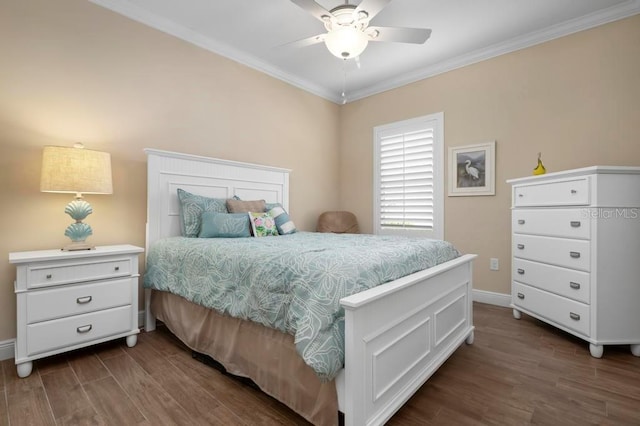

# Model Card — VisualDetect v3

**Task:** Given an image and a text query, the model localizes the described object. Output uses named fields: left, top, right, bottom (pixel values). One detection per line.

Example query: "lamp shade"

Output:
left=40, top=146, right=113, bottom=195
left=324, top=26, right=369, bottom=59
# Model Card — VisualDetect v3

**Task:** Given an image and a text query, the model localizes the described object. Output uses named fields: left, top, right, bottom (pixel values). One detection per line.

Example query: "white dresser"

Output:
left=507, top=166, right=640, bottom=358
left=9, top=245, right=144, bottom=377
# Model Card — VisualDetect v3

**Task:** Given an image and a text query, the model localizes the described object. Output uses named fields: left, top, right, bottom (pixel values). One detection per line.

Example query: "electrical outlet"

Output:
left=490, top=258, right=499, bottom=271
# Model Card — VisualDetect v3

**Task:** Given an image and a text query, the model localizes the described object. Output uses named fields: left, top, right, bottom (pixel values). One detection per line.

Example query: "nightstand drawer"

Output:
left=27, top=258, right=131, bottom=289
left=513, top=177, right=589, bottom=207
left=512, top=282, right=590, bottom=337
left=512, top=209, right=590, bottom=240
left=513, top=234, right=591, bottom=271
left=513, top=259, right=590, bottom=303
left=26, top=305, right=133, bottom=356
left=26, top=278, right=133, bottom=324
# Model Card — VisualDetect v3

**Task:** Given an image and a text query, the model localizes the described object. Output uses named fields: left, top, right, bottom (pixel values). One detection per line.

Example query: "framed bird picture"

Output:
left=448, top=141, right=496, bottom=196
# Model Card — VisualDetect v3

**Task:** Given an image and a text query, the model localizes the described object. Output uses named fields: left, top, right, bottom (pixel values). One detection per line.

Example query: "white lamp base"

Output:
left=62, top=241, right=95, bottom=251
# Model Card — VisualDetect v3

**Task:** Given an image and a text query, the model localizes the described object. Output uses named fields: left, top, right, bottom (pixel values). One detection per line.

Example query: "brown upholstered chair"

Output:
left=316, top=211, right=360, bottom=234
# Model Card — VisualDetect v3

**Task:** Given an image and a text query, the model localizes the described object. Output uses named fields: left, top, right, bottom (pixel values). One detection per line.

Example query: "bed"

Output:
left=143, top=148, right=476, bottom=426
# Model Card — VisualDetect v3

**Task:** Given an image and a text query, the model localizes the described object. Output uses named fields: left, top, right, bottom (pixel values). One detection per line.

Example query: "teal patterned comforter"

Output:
left=144, top=232, right=460, bottom=381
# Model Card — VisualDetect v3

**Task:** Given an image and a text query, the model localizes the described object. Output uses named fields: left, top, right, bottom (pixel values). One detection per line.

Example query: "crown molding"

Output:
left=90, top=0, right=639, bottom=105
left=89, top=0, right=343, bottom=104
left=348, top=0, right=640, bottom=102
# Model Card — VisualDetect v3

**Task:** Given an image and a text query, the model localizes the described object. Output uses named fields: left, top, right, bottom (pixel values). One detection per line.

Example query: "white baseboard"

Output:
left=0, top=339, right=15, bottom=362
left=0, top=310, right=147, bottom=362
left=473, top=289, right=511, bottom=307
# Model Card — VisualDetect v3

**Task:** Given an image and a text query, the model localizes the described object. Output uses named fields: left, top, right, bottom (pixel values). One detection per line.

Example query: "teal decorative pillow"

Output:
left=267, top=204, right=297, bottom=235
left=177, top=189, right=228, bottom=238
left=248, top=211, right=279, bottom=237
left=199, top=212, right=251, bottom=238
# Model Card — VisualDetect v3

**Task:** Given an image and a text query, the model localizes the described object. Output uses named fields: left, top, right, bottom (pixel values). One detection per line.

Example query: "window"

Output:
left=373, top=112, right=444, bottom=239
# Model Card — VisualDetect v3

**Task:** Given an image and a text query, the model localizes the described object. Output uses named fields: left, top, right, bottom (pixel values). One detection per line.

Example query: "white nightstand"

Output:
left=9, top=244, right=144, bottom=378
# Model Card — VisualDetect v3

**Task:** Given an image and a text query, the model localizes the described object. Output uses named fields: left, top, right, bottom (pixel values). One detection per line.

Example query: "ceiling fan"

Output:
left=289, top=0, right=432, bottom=60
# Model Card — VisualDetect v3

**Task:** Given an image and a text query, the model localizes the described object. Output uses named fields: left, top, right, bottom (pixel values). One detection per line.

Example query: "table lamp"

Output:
left=40, top=144, right=113, bottom=251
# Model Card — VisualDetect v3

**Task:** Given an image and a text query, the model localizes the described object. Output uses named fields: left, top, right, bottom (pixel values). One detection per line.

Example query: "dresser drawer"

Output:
left=513, top=259, right=590, bottom=304
left=512, top=209, right=590, bottom=240
left=26, top=258, right=132, bottom=289
left=26, top=278, right=133, bottom=324
left=512, top=282, right=590, bottom=337
left=26, top=305, right=133, bottom=356
left=513, top=177, right=590, bottom=207
left=513, top=234, right=590, bottom=271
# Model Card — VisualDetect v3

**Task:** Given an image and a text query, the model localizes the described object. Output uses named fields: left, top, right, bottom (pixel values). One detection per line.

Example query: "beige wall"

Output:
left=340, top=14, right=640, bottom=296
left=0, top=0, right=340, bottom=341
left=1, top=0, right=638, bottom=345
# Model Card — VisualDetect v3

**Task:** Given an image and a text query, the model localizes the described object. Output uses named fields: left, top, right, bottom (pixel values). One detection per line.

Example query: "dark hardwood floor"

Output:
left=2, top=302, right=639, bottom=425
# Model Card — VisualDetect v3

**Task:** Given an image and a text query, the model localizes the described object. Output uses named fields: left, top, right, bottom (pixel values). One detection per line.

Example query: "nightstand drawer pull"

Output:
left=76, top=296, right=92, bottom=304
left=517, top=268, right=525, bottom=275
left=114, top=266, right=120, bottom=271
left=76, top=324, right=93, bottom=334
left=46, top=274, right=52, bottom=279
left=569, top=282, right=581, bottom=290
left=517, top=219, right=525, bottom=225
left=570, top=189, right=577, bottom=194
left=570, top=221, right=581, bottom=227
left=569, top=312, right=580, bottom=321
left=570, top=251, right=581, bottom=258
left=517, top=244, right=525, bottom=250
left=517, top=292, right=525, bottom=299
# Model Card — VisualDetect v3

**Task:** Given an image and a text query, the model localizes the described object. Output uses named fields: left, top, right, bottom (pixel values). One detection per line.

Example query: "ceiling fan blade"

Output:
left=354, top=0, right=391, bottom=20
left=290, top=0, right=332, bottom=22
left=368, top=26, right=432, bottom=44
left=281, top=33, right=325, bottom=49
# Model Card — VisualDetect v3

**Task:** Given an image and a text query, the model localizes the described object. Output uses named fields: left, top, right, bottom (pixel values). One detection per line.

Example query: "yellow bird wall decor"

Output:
left=533, top=152, right=546, bottom=175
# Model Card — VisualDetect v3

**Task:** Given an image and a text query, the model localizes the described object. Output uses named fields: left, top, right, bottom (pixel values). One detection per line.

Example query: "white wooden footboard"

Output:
left=340, top=254, right=476, bottom=426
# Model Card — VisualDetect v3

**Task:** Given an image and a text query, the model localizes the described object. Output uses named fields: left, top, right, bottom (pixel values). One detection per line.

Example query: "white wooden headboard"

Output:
left=145, top=149, right=290, bottom=249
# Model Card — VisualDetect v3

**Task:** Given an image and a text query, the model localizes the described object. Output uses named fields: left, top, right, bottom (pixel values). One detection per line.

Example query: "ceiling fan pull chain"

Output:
left=341, top=60, right=348, bottom=104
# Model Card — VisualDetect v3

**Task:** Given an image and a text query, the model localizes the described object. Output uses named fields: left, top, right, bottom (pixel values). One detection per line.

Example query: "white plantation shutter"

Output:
left=374, top=113, right=443, bottom=239
left=380, top=128, right=434, bottom=229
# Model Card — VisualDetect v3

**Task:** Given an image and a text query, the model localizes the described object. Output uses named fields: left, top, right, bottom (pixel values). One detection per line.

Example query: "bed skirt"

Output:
left=150, top=290, right=339, bottom=426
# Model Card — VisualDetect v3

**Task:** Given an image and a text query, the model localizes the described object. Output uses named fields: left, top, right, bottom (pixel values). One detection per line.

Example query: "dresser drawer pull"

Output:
left=569, top=312, right=580, bottom=321
left=570, top=221, right=581, bottom=228
left=46, top=274, right=52, bottom=279
left=518, top=193, right=524, bottom=198
left=517, top=244, right=525, bottom=250
left=517, top=219, right=525, bottom=225
left=76, top=324, right=93, bottom=334
left=114, top=266, right=120, bottom=271
left=76, top=296, right=92, bottom=304
left=570, top=189, right=577, bottom=194
left=517, top=268, right=525, bottom=275
left=517, top=293, right=525, bottom=299
left=569, top=282, right=581, bottom=290
left=570, top=251, right=581, bottom=258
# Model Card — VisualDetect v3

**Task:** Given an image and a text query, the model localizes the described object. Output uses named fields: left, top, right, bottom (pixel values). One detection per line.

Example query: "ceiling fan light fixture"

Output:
left=324, top=26, right=368, bottom=59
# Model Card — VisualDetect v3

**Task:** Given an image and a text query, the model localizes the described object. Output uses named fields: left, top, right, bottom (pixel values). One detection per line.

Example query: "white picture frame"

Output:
left=448, top=141, right=496, bottom=196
